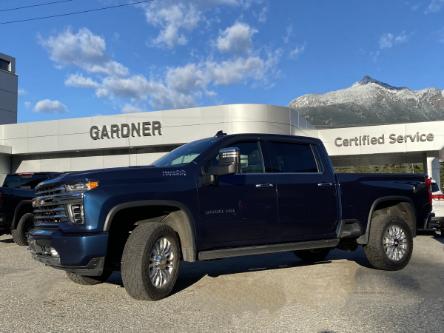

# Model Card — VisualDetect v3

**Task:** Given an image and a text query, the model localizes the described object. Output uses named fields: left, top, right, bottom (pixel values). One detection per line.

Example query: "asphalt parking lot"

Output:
left=0, top=234, right=443, bottom=333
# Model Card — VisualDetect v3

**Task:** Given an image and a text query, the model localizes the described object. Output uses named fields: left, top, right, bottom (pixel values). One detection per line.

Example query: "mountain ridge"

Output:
left=289, top=76, right=444, bottom=128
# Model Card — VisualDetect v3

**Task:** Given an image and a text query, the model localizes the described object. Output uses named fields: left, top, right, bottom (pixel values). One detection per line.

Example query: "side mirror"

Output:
left=208, top=147, right=240, bottom=176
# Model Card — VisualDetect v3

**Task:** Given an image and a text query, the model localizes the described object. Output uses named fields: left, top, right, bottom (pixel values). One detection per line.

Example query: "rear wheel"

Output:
left=11, top=213, right=34, bottom=246
left=66, top=271, right=112, bottom=285
left=121, top=223, right=181, bottom=301
left=295, top=248, right=331, bottom=262
left=364, top=213, right=413, bottom=271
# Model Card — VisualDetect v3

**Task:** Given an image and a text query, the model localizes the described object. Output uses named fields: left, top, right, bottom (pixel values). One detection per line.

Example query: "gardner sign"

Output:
left=90, top=121, right=162, bottom=140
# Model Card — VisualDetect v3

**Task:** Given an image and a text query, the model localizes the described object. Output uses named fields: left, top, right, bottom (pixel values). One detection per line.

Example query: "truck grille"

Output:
left=33, top=184, right=83, bottom=224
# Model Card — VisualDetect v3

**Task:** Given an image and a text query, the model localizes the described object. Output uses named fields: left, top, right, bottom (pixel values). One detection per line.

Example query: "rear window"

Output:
left=432, top=183, right=440, bottom=192
left=267, top=142, right=319, bottom=173
left=2, top=174, right=49, bottom=190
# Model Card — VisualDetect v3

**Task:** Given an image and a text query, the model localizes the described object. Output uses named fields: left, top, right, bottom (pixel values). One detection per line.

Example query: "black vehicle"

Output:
left=29, top=133, right=432, bottom=300
left=0, top=172, right=60, bottom=245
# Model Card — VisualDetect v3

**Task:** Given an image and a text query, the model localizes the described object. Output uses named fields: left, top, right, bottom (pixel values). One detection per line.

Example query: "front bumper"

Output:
left=28, top=228, right=108, bottom=276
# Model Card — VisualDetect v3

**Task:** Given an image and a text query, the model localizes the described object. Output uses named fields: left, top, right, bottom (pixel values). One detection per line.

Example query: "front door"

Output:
left=198, top=141, right=279, bottom=250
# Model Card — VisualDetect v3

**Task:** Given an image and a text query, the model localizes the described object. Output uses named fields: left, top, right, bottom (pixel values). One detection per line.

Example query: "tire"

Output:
left=440, top=229, right=444, bottom=237
left=295, top=248, right=331, bottom=262
left=11, top=213, right=34, bottom=246
left=66, top=271, right=112, bottom=285
left=121, top=223, right=181, bottom=301
left=364, top=213, right=413, bottom=271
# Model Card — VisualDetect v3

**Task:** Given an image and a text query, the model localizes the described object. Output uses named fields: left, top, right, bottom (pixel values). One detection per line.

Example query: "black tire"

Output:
left=295, top=248, right=331, bottom=262
left=121, top=223, right=181, bottom=301
left=11, top=213, right=34, bottom=246
left=440, top=229, right=444, bottom=237
left=364, top=213, right=413, bottom=271
left=66, top=271, right=112, bottom=285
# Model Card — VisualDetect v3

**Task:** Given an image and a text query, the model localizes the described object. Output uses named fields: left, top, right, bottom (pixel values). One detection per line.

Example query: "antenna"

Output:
left=215, top=130, right=227, bottom=137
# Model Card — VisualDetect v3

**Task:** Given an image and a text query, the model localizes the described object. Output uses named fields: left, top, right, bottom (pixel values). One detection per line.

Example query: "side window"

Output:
left=267, top=142, right=319, bottom=173
left=209, top=141, right=265, bottom=174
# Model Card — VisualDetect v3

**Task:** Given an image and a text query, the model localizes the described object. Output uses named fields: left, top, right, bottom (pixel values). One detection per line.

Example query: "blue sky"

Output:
left=2, top=0, right=444, bottom=122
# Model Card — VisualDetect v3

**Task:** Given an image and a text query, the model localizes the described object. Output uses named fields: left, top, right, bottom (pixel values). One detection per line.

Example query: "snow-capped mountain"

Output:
left=289, top=76, right=444, bottom=128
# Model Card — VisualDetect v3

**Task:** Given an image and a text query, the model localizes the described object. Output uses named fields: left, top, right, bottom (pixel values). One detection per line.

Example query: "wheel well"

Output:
left=358, top=200, right=416, bottom=244
left=12, top=202, right=33, bottom=229
left=106, top=205, right=195, bottom=271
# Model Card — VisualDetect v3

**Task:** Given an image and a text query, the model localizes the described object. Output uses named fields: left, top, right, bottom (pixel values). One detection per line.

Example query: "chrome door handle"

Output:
left=317, top=182, right=334, bottom=187
left=255, top=183, right=274, bottom=188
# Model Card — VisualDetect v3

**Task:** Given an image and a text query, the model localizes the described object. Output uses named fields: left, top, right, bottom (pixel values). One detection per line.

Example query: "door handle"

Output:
left=255, top=183, right=274, bottom=188
left=317, top=182, right=334, bottom=187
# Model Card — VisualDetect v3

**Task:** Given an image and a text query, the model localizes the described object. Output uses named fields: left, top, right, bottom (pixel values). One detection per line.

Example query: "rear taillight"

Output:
left=425, top=177, right=432, bottom=205
left=432, top=194, right=444, bottom=200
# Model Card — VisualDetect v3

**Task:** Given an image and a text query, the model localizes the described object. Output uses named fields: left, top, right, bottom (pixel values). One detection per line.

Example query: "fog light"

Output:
left=50, top=248, right=59, bottom=257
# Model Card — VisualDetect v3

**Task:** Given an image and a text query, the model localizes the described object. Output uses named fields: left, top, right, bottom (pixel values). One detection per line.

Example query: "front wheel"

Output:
left=121, top=223, right=181, bottom=301
left=11, top=213, right=34, bottom=246
left=364, top=213, right=413, bottom=271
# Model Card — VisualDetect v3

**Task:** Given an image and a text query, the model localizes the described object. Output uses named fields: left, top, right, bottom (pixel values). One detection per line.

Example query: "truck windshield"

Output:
left=153, top=138, right=216, bottom=167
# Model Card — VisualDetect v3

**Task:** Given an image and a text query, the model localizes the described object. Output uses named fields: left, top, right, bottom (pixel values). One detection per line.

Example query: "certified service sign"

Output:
left=90, top=121, right=162, bottom=140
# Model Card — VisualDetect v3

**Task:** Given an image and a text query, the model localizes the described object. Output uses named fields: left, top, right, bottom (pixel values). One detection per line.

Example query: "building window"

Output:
left=0, top=59, right=10, bottom=72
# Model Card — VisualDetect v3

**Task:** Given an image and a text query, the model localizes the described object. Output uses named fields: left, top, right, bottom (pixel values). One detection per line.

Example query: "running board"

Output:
left=198, top=239, right=339, bottom=261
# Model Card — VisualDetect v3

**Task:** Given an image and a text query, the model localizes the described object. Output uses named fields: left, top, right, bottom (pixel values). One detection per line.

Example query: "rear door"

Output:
left=263, top=140, right=339, bottom=242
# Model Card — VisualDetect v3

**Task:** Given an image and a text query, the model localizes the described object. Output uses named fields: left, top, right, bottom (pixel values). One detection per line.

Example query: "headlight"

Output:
left=65, top=180, right=99, bottom=192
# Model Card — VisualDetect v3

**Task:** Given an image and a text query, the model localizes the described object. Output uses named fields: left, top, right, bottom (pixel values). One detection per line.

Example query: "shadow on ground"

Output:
left=106, top=246, right=372, bottom=295
left=0, top=237, right=13, bottom=244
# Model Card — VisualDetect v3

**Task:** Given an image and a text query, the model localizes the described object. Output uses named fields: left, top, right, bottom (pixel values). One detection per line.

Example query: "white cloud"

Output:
left=379, top=32, right=409, bottom=49
left=24, top=101, right=32, bottom=109
left=33, top=99, right=68, bottom=114
left=18, top=89, right=27, bottom=96
left=97, top=75, right=152, bottom=99
left=166, top=63, right=207, bottom=93
left=43, top=22, right=280, bottom=110
left=207, top=54, right=276, bottom=85
left=122, top=104, right=145, bottom=113
left=40, top=28, right=128, bottom=76
left=141, top=0, right=256, bottom=48
left=65, top=74, right=100, bottom=89
left=289, top=45, right=305, bottom=60
left=283, top=25, right=293, bottom=44
left=425, top=0, right=444, bottom=13
left=216, top=22, right=257, bottom=54
left=144, top=2, right=201, bottom=48
left=257, top=5, right=268, bottom=23
left=94, top=52, right=279, bottom=109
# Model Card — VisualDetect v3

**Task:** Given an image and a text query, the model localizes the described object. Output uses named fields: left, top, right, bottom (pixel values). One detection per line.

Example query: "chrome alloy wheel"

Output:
left=148, top=237, right=175, bottom=288
left=383, top=225, right=408, bottom=262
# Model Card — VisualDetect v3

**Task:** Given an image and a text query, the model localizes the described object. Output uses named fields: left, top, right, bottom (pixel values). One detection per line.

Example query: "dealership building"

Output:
left=0, top=52, right=442, bottom=186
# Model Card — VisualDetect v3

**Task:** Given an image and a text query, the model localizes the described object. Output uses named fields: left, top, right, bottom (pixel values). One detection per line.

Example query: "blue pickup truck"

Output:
left=29, top=133, right=432, bottom=300
left=0, top=172, right=60, bottom=245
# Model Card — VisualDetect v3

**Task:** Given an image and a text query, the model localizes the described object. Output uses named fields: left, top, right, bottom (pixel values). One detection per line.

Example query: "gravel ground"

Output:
left=0, top=234, right=443, bottom=333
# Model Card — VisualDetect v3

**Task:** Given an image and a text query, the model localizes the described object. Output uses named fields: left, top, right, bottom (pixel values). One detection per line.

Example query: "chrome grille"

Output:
left=33, top=184, right=83, bottom=224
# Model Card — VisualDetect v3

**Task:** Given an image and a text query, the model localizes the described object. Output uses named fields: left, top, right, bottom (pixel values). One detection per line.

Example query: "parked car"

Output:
left=29, top=133, right=432, bottom=300
left=0, top=172, right=60, bottom=245
left=431, top=180, right=444, bottom=235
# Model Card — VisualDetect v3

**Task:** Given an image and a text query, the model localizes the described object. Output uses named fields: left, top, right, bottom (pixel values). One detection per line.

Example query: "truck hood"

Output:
left=37, top=165, right=192, bottom=189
